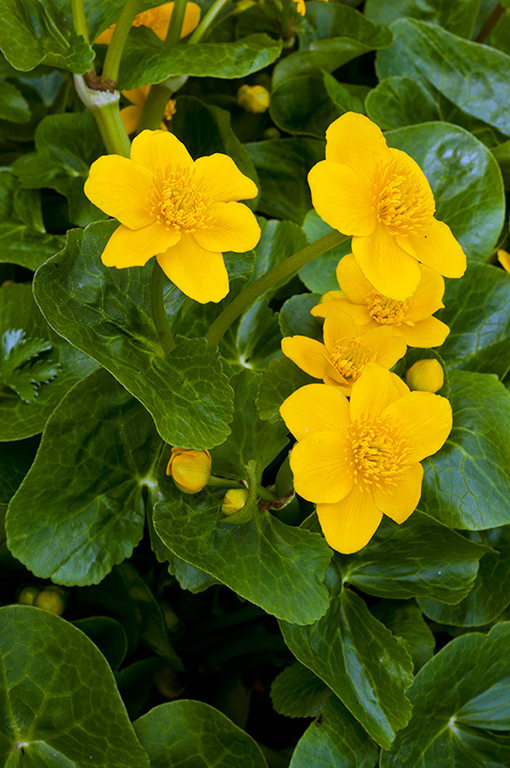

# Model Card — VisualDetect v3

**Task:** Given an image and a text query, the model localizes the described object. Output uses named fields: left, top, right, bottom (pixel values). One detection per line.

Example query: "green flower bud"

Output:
left=34, top=587, right=66, bottom=616
left=18, top=586, right=40, bottom=606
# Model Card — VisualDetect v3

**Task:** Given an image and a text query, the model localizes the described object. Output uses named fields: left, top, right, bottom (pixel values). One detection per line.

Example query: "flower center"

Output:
left=373, top=158, right=434, bottom=236
left=366, top=292, right=411, bottom=326
left=349, top=415, right=411, bottom=489
left=150, top=166, right=212, bottom=232
left=329, top=339, right=371, bottom=383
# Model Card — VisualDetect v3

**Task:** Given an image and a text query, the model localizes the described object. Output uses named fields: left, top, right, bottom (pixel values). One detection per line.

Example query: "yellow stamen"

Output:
left=349, top=415, right=411, bottom=489
left=329, top=339, right=371, bottom=383
left=373, top=159, right=434, bottom=236
left=149, top=166, right=213, bottom=232
left=366, top=292, right=412, bottom=326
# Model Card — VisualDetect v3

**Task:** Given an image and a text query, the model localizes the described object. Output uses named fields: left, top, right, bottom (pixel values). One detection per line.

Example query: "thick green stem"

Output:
left=205, top=230, right=348, bottom=345
left=137, top=85, right=173, bottom=131
left=103, top=0, right=141, bottom=83
left=71, top=0, right=90, bottom=43
left=166, top=0, right=189, bottom=46
left=151, top=260, right=176, bottom=355
left=91, top=100, right=131, bottom=156
left=188, top=0, right=230, bottom=44
left=208, top=476, right=245, bottom=489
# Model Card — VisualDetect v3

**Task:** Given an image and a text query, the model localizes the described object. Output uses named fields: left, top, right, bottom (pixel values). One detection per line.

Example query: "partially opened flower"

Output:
left=312, top=254, right=450, bottom=348
left=281, top=306, right=406, bottom=395
left=167, top=447, right=211, bottom=493
left=121, top=86, right=176, bottom=134
left=96, top=2, right=200, bottom=43
left=308, top=113, right=466, bottom=301
left=280, top=363, right=452, bottom=553
left=84, top=131, right=261, bottom=303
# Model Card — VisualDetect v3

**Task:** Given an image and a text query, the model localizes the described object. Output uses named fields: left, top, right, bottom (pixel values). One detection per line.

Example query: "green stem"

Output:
left=205, top=230, right=348, bottom=345
left=188, top=0, right=231, bottom=44
left=257, top=486, right=277, bottom=502
left=150, top=260, right=176, bottom=354
left=208, top=476, right=245, bottom=489
left=137, top=85, right=173, bottom=131
left=103, top=0, right=141, bottom=83
left=91, top=100, right=131, bottom=156
left=71, top=0, right=90, bottom=43
left=165, top=0, right=189, bottom=46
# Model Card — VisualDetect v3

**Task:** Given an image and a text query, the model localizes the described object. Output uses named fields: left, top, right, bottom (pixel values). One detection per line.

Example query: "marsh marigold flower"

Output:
left=167, top=447, right=211, bottom=493
left=281, top=306, right=406, bottom=395
left=308, top=113, right=466, bottom=301
left=84, top=131, right=261, bottom=303
left=406, top=359, right=444, bottom=393
left=280, top=363, right=452, bottom=553
left=121, top=86, right=176, bottom=134
left=96, top=2, right=200, bottom=43
left=237, top=85, right=270, bottom=114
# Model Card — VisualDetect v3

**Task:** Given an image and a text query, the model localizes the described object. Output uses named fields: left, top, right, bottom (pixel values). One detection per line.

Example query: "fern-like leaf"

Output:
left=0, top=329, right=60, bottom=403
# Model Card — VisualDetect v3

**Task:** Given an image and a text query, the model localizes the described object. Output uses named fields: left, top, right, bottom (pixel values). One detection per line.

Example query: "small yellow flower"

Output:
left=312, top=253, right=450, bottom=348
left=96, top=2, right=201, bottom=44
left=222, top=488, right=249, bottom=515
left=121, top=86, right=176, bottom=135
left=237, top=85, right=270, bottom=114
left=280, top=363, right=452, bottom=553
left=308, top=113, right=466, bottom=301
left=166, top=447, right=211, bottom=493
left=281, top=306, right=406, bottom=396
left=497, top=249, right=510, bottom=273
left=293, top=0, right=306, bottom=15
left=84, top=130, right=261, bottom=303
left=406, top=359, right=444, bottom=393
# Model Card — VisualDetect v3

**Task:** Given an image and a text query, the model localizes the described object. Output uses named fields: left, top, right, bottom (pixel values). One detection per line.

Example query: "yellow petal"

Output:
left=398, top=219, right=467, bottom=278
left=406, top=264, right=445, bottom=321
left=323, top=308, right=358, bottom=351
left=181, top=2, right=201, bottom=36
left=130, top=130, right=193, bottom=174
left=361, top=326, right=407, bottom=368
left=312, top=298, right=372, bottom=327
left=325, top=112, right=392, bottom=187
left=279, top=384, right=350, bottom=441
left=353, top=224, right=421, bottom=300
left=146, top=2, right=200, bottom=39
left=382, top=391, right=452, bottom=462
left=498, top=249, right=510, bottom=273
left=157, top=234, right=229, bottom=303
left=122, top=86, right=150, bottom=106
left=373, top=463, right=423, bottom=523
left=193, top=201, right=261, bottom=253
left=95, top=24, right=114, bottom=44
left=308, top=160, right=376, bottom=236
left=290, top=431, right=353, bottom=503
left=121, top=105, right=143, bottom=135
left=336, top=253, right=372, bottom=304
left=84, top=155, right=155, bottom=229
left=349, top=362, right=409, bottom=422
left=398, top=316, right=449, bottom=347
left=281, top=337, right=328, bottom=379
left=192, top=154, right=258, bottom=203
left=101, top=222, right=180, bottom=268
left=317, top=487, right=383, bottom=554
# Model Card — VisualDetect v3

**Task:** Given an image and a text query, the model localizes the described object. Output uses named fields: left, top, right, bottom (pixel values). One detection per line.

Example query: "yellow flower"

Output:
left=281, top=306, right=406, bottom=396
left=312, top=253, right=450, bottom=348
left=293, top=0, right=306, bottom=15
left=497, top=249, right=510, bottom=273
left=280, top=363, right=452, bottom=553
left=406, top=359, right=444, bottom=393
left=96, top=2, right=200, bottom=44
left=84, top=130, right=261, bottom=303
left=308, top=113, right=466, bottom=301
left=121, top=86, right=176, bottom=135
left=166, top=447, right=211, bottom=493
left=222, top=488, right=249, bottom=515
left=237, top=85, right=270, bottom=114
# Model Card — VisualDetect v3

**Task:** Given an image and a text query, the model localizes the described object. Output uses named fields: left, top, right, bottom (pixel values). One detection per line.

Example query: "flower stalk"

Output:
left=102, top=0, right=142, bottom=83
left=151, top=260, right=176, bottom=355
left=188, top=0, right=231, bottom=43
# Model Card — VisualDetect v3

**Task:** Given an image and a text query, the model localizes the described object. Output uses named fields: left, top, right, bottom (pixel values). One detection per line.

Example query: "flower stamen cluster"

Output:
left=349, top=415, right=411, bottom=489
left=373, top=159, right=434, bottom=236
left=150, top=167, right=213, bottom=232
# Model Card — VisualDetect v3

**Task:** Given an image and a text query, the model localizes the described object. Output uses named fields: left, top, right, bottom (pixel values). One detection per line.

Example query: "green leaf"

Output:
left=341, top=512, right=488, bottom=604
left=0, top=167, right=65, bottom=270
left=153, top=482, right=332, bottom=625
left=256, top=355, right=315, bottom=423
left=420, top=371, right=510, bottom=530
left=73, top=616, right=128, bottom=670
left=13, top=111, right=106, bottom=227
left=439, top=263, right=510, bottom=378
left=0, top=79, right=30, bottom=122
left=119, top=31, right=282, bottom=89
left=371, top=600, right=435, bottom=672
left=33, top=221, right=234, bottom=450
left=0, top=283, right=97, bottom=440
left=381, top=622, right=510, bottom=767
left=0, top=0, right=94, bottom=73
left=270, top=74, right=341, bottom=138
left=417, top=526, right=510, bottom=626
left=298, top=209, right=352, bottom=294
left=0, top=437, right=37, bottom=504
left=289, top=695, right=379, bottom=768
left=365, top=0, right=481, bottom=38
left=376, top=19, right=510, bottom=137
left=6, top=368, right=160, bottom=586
left=134, top=701, right=267, bottom=768
left=280, top=566, right=414, bottom=749
left=167, top=554, right=219, bottom=593
left=0, top=605, right=150, bottom=767
left=279, top=293, right=323, bottom=341
left=271, top=662, right=331, bottom=718
left=386, top=123, right=505, bottom=262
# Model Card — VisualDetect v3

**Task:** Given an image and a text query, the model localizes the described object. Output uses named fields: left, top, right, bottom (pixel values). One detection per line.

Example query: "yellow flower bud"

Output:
left=237, top=84, right=270, bottom=114
left=221, top=488, right=249, bottom=515
left=18, top=586, right=40, bottom=605
left=497, top=249, right=510, bottom=273
left=405, top=359, right=444, bottom=393
left=34, top=587, right=66, bottom=616
left=166, top=447, right=211, bottom=494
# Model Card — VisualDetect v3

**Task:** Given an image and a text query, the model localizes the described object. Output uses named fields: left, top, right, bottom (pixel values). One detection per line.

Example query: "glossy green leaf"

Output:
left=0, top=283, right=97, bottom=440
left=0, top=79, right=30, bottom=122
left=271, top=662, right=331, bottom=718
left=298, top=210, right=352, bottom=294
left=290, top=695, right=379, bottom=768
left=279, top=293, right=323, bottom=341
left=13, top=111, right=105, bottom=227
left=134, top=701, right=267, bottom=768
left=322, top=74, right=369, bottom=115
left=167, top=554, right=219, bottom=594
left=73, top=616, right=128, bottom=670
left=0, top=0, right=94, bottom=73
left=33, top=221, right=234, bottom=449
left=341, top=512, right=488, bottom=604
left=0, top=605, right=149, bottom=767
left=256, top=355, right=314, bottom=423
left=386, top=123, right=505, bottom=261
left=365, top=0, right=481, bottom=38
left=270, top=74, right=341, bottom=138
left=372, top=600, right=435, bottom=672
left=381, top=622, right=510, bottom=767
left=280, top=568, right=414, bottom=749
left=6, top=368, right=160, bottom=586
left=0, top=438, right=37, bottom=504
left=418, top=526, right=510, bottom=626
left=420, top=371, right=510, bottom=530
left=119, top=31, right=282, bottom=89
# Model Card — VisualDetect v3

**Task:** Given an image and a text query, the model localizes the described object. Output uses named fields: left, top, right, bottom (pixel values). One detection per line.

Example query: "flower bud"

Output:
left=237, top=84, right=270, bottom=114
left=405, top=359, right=444, bottom=393
left=34, top=587, right=66, bottom=616
left=221, top=488, right=249, bottom=516
left=167, top=447, right=211, bottom=494
left=497, top=249, right=510, bottom=273
left=18, top=586, right=40, bottom=606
